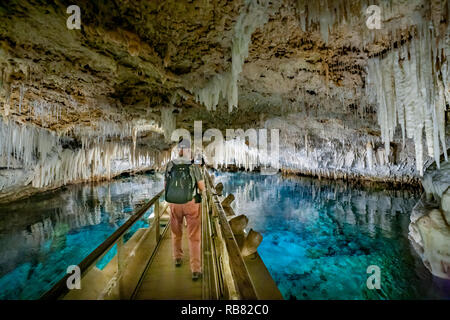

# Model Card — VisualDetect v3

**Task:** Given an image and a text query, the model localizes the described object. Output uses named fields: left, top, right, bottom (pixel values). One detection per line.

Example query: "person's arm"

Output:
left=197, top=180, right=205, bottom=192
left=193, top=164, right=205, bottom=192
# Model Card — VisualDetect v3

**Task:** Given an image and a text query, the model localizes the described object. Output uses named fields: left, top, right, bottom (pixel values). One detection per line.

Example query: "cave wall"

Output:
left=0, top=0, right=448, bottom=201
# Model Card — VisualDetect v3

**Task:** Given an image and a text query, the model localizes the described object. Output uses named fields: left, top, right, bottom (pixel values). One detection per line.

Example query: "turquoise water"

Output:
left=0, top=171, right=448, bottom=300
left=0, top=173, right=164, bottom=299
left=215, top=172, right=450, bottom=300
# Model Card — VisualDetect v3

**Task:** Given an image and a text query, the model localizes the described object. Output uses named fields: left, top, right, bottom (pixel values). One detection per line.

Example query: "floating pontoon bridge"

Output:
left=41, top=170, right=282, bottom=300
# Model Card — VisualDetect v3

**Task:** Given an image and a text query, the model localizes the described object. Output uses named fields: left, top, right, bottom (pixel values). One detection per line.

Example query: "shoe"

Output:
left=192, top=272, right=202, bottom=281
left=175, top=258, right=182, bottom=267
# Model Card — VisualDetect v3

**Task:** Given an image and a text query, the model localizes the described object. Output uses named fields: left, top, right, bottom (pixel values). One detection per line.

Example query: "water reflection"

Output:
left=215, top=172, right=448, bottom=300
left=1, top=171, right=447, bottom=300
left=0, top=173, right=163, bottom=299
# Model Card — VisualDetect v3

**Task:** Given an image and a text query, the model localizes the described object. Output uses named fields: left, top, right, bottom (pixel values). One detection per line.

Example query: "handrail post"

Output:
left=155, top=199, right=160, bottom=242
left=204, top=170, right=258, bottom=300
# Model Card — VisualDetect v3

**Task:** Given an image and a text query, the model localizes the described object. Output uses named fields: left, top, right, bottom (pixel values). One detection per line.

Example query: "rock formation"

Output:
left=409, top=161, right=450, bottom=280
left=0, top=0, right=448, bottom=202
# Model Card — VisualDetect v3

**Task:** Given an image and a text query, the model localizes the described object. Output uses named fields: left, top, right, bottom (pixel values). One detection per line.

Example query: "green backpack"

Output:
left=165, top=163, right=195, bottom=204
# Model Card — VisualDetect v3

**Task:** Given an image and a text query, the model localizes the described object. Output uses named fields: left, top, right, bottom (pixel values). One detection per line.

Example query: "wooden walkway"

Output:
left=42, top=170, right=283, bottom=300
left=133, top=224, right=202, bottom=300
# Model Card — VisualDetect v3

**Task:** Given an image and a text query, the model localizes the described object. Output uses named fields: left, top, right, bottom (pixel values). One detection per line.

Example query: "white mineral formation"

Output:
left=409, top=162, right=450, bottom=280
left=193, top=0, right=280, bottom=112
left=203, top=135, right=279, bottom=173
left=366, top=23, right=449, bottom=176
left=0, top=117, right=170, bottom=201
left=161, top=107, right=176, bottom=142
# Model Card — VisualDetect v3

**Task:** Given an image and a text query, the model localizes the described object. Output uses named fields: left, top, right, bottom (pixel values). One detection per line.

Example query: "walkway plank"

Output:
left=134, top=224, right=202, bottom=300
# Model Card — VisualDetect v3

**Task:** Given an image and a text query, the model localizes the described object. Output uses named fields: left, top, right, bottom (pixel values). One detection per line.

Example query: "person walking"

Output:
left=164, top=138, right=205, bottom=281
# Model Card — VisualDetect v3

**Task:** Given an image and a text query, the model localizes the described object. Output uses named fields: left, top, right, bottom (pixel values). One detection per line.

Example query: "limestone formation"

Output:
left=0, top=0, right=448, bottom=201
left=409, top=164, right=450, bottom=280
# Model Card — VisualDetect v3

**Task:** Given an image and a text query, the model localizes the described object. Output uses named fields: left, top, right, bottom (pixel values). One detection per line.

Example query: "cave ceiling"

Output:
left=0, top=0, right=447, bottom=143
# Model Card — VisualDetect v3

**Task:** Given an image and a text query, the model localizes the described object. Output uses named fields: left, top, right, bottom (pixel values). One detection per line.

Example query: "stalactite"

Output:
left=14, top=98, right=63, bottom=127
left=201, top=137, right=279, bottom=172
left=161, top=107, right=176, bottom=142
left=30, top=141, right=164, bottom=189
left=366, top=23, right=449, bottom=176
left=0, top=117, right=59, bottom=168
left=192, top=0, right=280, bottom=112
left=18, top=85, right=25, bottom=114
left=0, top=117, right=169, bottom=190
left=366, top=141, right=374, bottom=170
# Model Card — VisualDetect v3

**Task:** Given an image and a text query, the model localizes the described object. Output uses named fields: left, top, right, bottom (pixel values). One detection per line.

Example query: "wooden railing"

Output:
left=41, top=168, right=258, bottom=300
left=40, top=190, right=165, bottom=300
left=203, top=170, right=258, bottom=300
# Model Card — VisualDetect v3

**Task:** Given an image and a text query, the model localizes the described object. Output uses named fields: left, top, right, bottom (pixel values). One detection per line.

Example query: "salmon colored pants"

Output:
left=169, top=199, right=201, bottom=273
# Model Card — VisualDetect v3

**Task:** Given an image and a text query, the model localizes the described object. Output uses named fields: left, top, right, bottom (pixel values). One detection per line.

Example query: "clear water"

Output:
left=0, top=171, right=449, bottom=300
left=215, top=172, right=450, bottom=300
left=0, top=173, right=164, bottom=300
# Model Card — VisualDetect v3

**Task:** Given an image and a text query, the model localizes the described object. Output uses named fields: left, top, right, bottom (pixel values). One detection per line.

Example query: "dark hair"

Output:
left=177, top=137, right=191, bottom=149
